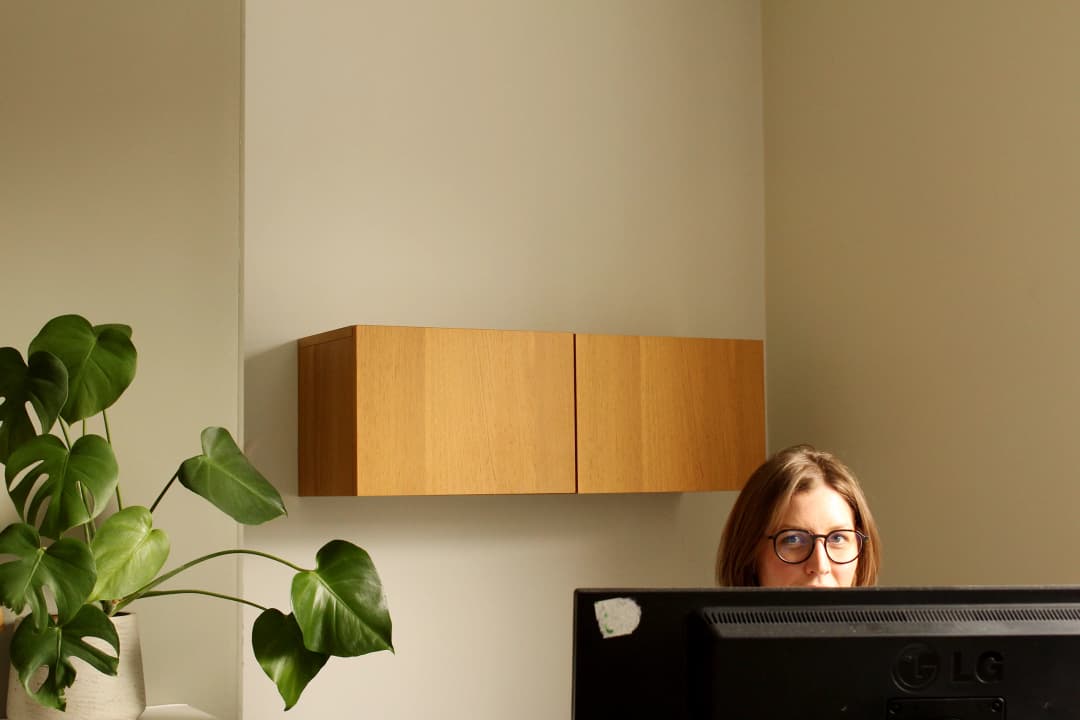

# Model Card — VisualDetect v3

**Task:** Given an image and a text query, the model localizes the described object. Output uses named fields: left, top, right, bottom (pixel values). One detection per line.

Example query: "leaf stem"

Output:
left=82, top=516, right=94, bottom=544
left=103, top=410, right=123, bottom=511
left=126, top=589, right=268, bottom=613
left=149, top=471, right=179, bottom=514
left=114, top=548, right=307, bottom=612
left=80, top=485, right=97, bottom=543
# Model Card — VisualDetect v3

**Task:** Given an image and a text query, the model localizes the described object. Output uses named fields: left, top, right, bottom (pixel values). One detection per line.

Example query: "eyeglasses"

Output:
left=766, top=528, right=867, bottom=565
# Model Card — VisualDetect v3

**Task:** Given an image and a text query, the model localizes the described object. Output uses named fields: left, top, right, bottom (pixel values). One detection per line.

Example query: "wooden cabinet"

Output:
left=298, top=325, right=764, bottom=496
left=575, top=334, right=765, bottom=493
left=298, top=325, right=576, bottom=495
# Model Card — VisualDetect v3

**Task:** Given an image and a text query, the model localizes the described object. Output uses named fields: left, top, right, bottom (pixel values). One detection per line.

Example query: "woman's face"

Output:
left=756, top=483, right=859, bottom=588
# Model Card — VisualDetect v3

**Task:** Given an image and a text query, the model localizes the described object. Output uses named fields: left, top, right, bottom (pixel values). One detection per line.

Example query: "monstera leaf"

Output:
left=178, top=427, right=286, bottom=525
left=0, top=348, right=67, bottom=464
left=291, top=540, right=393, bottom=657
left=0, top=315, right=397, bottom=713
left=0, top=524, right=96, bottom=630
left=9, top=604, right=119, bottom=711
left=253, top=608, right=330, bottom=710
left=27, top=314, right=136, bottom=424
left=89, top=506, right=170, bottom=601
left=5, top=434, right=119, bottom=539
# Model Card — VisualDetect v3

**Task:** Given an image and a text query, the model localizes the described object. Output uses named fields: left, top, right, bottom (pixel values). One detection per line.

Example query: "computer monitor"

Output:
left=572, top=586, right=1080, bottom=719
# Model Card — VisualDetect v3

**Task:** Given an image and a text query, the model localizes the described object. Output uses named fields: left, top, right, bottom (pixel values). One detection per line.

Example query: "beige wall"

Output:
left=242, top=1, right=763, bottom=718
left=0, top=2, right=243, bottom=718
left=764, top=1, right=1080, bottom=585
left=17, top=1, right=1072, bottom=716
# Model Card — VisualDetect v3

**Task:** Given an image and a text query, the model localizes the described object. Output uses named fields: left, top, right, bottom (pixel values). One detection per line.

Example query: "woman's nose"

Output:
left=805, top=537, right=832, bottom=575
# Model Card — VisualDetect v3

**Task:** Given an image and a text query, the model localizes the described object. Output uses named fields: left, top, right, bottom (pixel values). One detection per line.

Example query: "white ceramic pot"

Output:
left=5, top=613, right=146, bottom=720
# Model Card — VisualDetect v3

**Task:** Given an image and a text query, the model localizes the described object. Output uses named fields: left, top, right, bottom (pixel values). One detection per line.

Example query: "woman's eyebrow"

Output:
left=776, top=524, right=853, bottom=533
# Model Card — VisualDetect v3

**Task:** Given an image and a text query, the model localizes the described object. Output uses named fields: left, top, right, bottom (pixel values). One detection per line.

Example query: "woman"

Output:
left=716, top=444, right=881, bottom=587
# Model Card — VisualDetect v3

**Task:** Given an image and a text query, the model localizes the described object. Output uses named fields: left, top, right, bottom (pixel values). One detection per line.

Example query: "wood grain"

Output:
left=298, top=325, right=576, bottom=495
left=298, top=328, right=358, bottom=496
left=575, top=334, right=765, bottom=493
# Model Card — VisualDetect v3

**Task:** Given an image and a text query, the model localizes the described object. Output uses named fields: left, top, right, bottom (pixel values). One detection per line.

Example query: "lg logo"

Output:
left=954, top=649, right=1004, bottom=685
left=893, top=644, right=939, bottom=690
left=893, top=644, right=1004, bottom=692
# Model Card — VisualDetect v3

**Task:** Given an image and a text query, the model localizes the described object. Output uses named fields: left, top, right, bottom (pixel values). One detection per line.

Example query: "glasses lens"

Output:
left=773, top=530, right=814, bottom=563
left=822, top=530, right=862, bottom=564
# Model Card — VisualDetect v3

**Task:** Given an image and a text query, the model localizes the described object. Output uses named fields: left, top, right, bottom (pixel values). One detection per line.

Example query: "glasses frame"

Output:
left=766, top=528, right=868, bottom=565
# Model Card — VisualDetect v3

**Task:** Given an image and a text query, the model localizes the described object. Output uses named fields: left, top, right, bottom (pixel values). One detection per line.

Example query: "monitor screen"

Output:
left=572, top=586, right=1080, bottom=720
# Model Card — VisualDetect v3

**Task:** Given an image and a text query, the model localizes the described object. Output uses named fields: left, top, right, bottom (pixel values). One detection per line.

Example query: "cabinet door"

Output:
left=299, top=325, right=576, bottom=496
left=575, top=334, right=765, bottom=493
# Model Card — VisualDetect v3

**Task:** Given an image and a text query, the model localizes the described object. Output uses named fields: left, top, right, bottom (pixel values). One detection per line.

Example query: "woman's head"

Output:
left=715, top=444, right=881, bottom=587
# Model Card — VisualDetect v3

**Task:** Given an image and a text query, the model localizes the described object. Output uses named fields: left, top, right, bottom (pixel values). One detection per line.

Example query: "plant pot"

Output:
left=5, top=613, right=146, bottom=720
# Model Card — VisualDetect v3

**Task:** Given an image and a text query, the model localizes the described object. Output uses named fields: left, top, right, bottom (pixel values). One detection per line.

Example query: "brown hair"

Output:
left=715, top=444, right=881, bottom=587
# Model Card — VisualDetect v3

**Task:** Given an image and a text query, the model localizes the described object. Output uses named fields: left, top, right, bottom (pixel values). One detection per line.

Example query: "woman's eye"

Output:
left=827, top=532, right=851, bottom=546
left=779, top=533, right=809, bottom=546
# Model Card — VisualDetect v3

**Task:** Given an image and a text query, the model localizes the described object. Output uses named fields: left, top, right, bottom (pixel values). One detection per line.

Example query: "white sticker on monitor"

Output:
left=594, top=597, right=641, bottom=639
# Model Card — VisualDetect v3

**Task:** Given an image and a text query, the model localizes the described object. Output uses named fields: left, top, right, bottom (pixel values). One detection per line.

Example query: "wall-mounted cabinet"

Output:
left=575, top=333, right=765, bottom=494
left=298, top=325, right=764, bottom=496
left=298, top=325, right=576, bottom=495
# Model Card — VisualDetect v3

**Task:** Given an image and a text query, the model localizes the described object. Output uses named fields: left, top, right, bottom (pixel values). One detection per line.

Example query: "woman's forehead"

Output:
left=771, top=483, right=855, bottom=532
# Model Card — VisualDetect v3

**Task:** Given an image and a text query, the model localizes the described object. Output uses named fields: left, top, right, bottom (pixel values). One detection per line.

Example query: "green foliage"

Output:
left=6, top=434, right=119, bottom=539
left=0, top=524, right=96, bottom=629
left=252, top=609, right=329, bottom=711
left=10, top=604, right=119, bottom=711
left=0, top=315, right=393, bottom=712
left=0, top=348, right=66, bottom=463
left=291, top=541, right=394, bottom=657
left=88, top=507, right=169, bottom=602
left=177, top=427, right=287, bottom=524
left=26, top=315, right=136, bottom=424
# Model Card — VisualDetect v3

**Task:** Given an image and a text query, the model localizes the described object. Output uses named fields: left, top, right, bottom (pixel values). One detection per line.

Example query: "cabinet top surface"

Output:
left=297, top=324, right=763, bottom=348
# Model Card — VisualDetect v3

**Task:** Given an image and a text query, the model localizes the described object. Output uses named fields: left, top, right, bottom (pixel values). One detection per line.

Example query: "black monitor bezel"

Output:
left=571, top=585, right=1080, bottom=720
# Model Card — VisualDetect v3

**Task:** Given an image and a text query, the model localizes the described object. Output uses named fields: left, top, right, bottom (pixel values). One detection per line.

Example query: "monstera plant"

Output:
left=0, top=314, right=392, bottom=711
